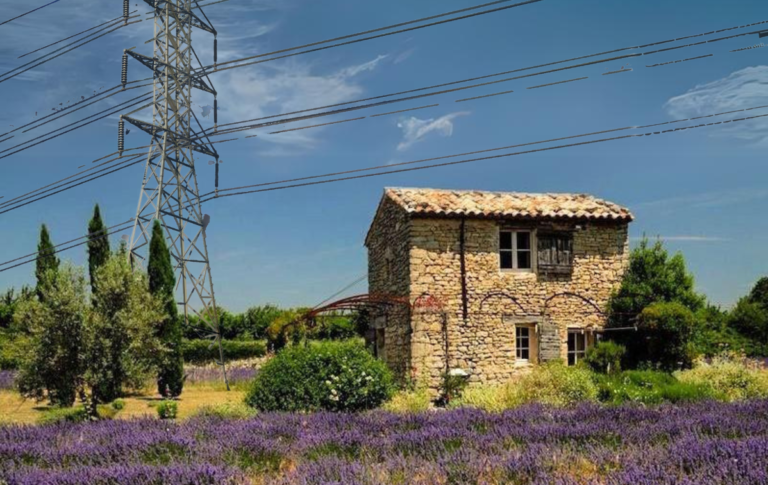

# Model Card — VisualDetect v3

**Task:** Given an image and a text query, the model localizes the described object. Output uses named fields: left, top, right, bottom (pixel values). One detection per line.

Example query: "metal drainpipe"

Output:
left=460, top=218, right=468, bottom=321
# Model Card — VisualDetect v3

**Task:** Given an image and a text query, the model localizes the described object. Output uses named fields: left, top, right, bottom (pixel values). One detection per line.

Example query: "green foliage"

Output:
left=148, top=220, right=184, bottom=398
left=511, top=361, right=599, bottom=407
left=156, top=400, right=178, bottom=420
left=382, top=387, right=432, bottom=413
left=265, top=310, right=302, bottom=352
left=86, top=204, right=111, bottom=295
left=0, top=286, right=33, bottom=331
left=595, top=370, right=713, bottom=405
left=38, top=406, right=89, bottom=425
left=728, top=297, right=768, bottom=346
left=111, top=398, right=126, bottom=410
left=16, top=264, right=87, bottom=407
left=86, top=254, right=165, bottom=403
left=242, top=304, right=283, bottom=339
left=638, top=302, right=697, bottom=371
left=0, top=333, right=31, bottom=370
left=193, top=402, right=256, bottom=420
left=608, top=237, right=705, bottom=368
left=182, top=339, right=266, bottom=364
left=676, top=353, right=768, bottom=402
left=583, top=341, right=626, bottom=375
left=449, top=384, right=511, bottom=412
left=748, top=277, right=768, bottom=309
left=245, top=340, right=394, bottom=412
left=35, top=224, right=60, bottom=303
left=436, top=371, right=470, bottom=407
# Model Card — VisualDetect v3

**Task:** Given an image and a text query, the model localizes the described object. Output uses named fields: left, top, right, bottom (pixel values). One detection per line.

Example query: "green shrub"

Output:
left=111, top=398, right=126, bottom=410
left=449, top=384, right=511, bottom=412
left=383, top=387, right=432, bottom=413
left=38, top=406, right=89, bottom=425
left=638, top=302, right=698, bottom=371
left=193, top=402, right=256, bottom=420
left=596, top=370, right=713, bottom=405
left=245, top=341, right=394, bottom=412
left=676, top=354, right=768, bottom=402
left=182, top=339, right=266, bottom=364
left=436, top=370, right=470, bottom=406
left=0, top=333, right=30, bottom=370
left=583, top=341, right=626, bottom=375
left=513, top=361, right=599, bottom=407
left=156, top=400, right=178, bottom=419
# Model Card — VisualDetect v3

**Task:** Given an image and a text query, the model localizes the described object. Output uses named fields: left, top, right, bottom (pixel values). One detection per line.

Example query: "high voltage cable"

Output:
left=199, top=112, right=768, bottom=205
left=0, top=0, right=62, bottom=27
left=0, top=14, right=143, bottom=84
left=0, top=94, right=152, bottom=160
left=0, top=219, right=133, bottom=270
left=202, top=17, right=768, bottom=134
left=3, top=108, right=766, bottom=267
left=0, top=78, right=151, bottom=139
left=0, top=222, right=134, bottom=274
left=18, top=12, right=129, bottom=58
left=193, top=103, right=768, bottom=202
left=201, top=0, right=541, bottom=72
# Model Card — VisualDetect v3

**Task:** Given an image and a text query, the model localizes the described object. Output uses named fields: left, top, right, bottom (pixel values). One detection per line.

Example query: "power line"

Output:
left=0, top=219, right=133, bottom=270
left=193, top=103, right=768, bottom=203
left=0, top=78, right=151, bottom=139
left=0, top=221, right=134, bottom=274
left=18, top=12, right=128, bottom=58
left=0, top=0, right=62, bottom=27
left=0, top=95, right=152, bottom=161
left=200, top=112, right=768, bottom=204
left=646, top=53, right=713, bottom=68
left=201, top=18, right=768, bottom=137
left=202, top=0, right=541, bottom=72
left=313, top=274, right=369, bottom=309
left=0, top=14, right=143, bottom=84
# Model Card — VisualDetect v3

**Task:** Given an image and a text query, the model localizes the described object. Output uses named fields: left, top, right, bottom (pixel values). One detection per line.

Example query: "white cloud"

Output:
left=664, top=65, right=768, bottom=144
left=396, top=112, right=469, bottom=151
left=630, top=235, right=731, bottom=242
left=393, top=48, right=415, bottom=64
left=338, top=54, right=388, bottom=78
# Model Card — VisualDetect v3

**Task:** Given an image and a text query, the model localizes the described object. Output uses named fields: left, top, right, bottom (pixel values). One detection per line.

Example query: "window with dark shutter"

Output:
left=537, top=232, right=573, bottom=275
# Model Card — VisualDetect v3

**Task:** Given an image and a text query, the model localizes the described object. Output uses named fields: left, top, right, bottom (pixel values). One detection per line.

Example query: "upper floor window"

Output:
left=500, top=230, right=532, bottom=270
left=537, top=232, right=574, bottom=275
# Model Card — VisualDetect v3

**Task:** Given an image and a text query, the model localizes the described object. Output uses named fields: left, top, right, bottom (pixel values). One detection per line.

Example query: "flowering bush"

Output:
left=676, top=353, right=768, bottom=401
left=245, top=341, right=394, bottom=412
left=156, top=400, right=178, bottom=420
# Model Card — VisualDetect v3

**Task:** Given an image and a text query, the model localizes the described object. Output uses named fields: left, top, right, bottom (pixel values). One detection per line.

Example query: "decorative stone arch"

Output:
left=539, top=291, right=607, bottom=362
left=477, top=291, right=528, bottom=316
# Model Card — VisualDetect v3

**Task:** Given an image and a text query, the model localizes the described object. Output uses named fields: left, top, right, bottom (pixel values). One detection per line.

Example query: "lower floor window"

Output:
left=567, top=330, right=588, bottom=366
left=516, top=326, right=530, bottom=361
left=375, top=328, right=386, bottom=360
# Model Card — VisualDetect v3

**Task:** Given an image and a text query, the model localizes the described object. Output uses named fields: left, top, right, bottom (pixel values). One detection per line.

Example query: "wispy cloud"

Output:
left=634, top=188, right=768, bottom=212
left=664, top=65, right=768, bottom=144
left=630, top=235, right=731, bottom=242
left=393, top=48, right=416, bottom=64
left=396, top=111, right=470, bottom=151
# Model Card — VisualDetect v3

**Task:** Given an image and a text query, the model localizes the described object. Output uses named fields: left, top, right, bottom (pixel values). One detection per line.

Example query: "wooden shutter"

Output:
left=537, top=232, right=573, bottom=275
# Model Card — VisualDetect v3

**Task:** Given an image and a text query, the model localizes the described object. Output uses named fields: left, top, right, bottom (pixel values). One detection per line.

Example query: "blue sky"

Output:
left=0, top=0, right=767, bottom=313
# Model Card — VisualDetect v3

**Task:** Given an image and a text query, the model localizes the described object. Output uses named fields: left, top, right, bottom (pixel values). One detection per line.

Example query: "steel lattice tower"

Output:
left=119, top=0, right=228, bottom=388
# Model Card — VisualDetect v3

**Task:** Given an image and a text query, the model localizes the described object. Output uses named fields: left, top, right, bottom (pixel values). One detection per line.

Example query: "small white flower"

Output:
left=449, top=368, right=469, bottom=377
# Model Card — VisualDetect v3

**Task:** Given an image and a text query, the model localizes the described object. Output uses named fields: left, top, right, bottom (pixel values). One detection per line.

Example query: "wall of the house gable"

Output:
left=366, top=198, right=412, bottom=382
left=408, top=217, right=629, bottom=391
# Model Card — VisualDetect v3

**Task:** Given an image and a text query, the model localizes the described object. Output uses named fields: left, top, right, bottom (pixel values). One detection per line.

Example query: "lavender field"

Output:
left=2, top=400, right=767, bottom=485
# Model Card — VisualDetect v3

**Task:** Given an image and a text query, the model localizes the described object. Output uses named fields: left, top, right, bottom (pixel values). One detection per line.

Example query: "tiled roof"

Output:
left=383, top=187, right=633, bottom=222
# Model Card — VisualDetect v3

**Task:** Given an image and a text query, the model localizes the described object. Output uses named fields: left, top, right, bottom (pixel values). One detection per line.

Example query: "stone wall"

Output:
left=365, top=197, right=412, bottom=381
left=408, top=217, right=629, bottom=391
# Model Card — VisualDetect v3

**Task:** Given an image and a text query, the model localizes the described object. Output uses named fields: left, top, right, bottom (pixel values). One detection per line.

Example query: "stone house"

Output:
left=364, top=187, right=633, bottom=391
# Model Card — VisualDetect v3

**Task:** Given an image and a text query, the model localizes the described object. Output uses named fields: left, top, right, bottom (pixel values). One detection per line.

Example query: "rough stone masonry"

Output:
left=365, top=187, right=632, bottom=393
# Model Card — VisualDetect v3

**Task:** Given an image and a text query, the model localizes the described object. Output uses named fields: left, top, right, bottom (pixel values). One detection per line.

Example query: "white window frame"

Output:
left=567, top=329, right=588, bottom=366
left=515, top=325, right=531, bottom=362
left=500, top=229, right=535, bottom=272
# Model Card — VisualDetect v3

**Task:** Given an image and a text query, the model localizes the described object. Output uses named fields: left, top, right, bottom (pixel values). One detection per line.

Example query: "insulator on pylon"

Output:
left=215, top=162, right=219, bottom=189
left=123, top=0, right=129, bottom=23
left=213, top=37, right=218, bottom=68
left=117, top=118, right=125, bottom=156
left=121, top=52, right=128, bottom=88
left=213, top=98, right=218, bottom=130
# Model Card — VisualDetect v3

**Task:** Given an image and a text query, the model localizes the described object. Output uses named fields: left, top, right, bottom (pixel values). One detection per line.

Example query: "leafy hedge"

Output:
left=181, top=339, right=266, bottom=364
left=245, top=340, right=394, bottom=412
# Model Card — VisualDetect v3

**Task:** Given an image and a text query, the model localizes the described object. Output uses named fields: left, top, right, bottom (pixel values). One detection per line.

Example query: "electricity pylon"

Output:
left=118, top=0, right=228, bottom=389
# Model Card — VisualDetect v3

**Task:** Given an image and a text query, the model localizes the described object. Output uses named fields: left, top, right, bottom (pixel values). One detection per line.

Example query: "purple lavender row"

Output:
left=1, top=400, right=767, bottom=484
left=0, top=370, right=16, bottom=390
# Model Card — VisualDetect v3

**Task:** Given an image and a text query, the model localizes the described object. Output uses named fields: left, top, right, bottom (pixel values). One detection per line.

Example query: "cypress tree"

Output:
left=35, top=224, right=59, bottom=302
left=147, top=220, right=184, bottom=398
left=87, top=204, right=111, bottom=295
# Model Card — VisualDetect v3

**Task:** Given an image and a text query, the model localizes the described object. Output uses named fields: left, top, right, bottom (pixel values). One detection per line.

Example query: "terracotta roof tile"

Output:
left=383, top=187, right=633, bottom=222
